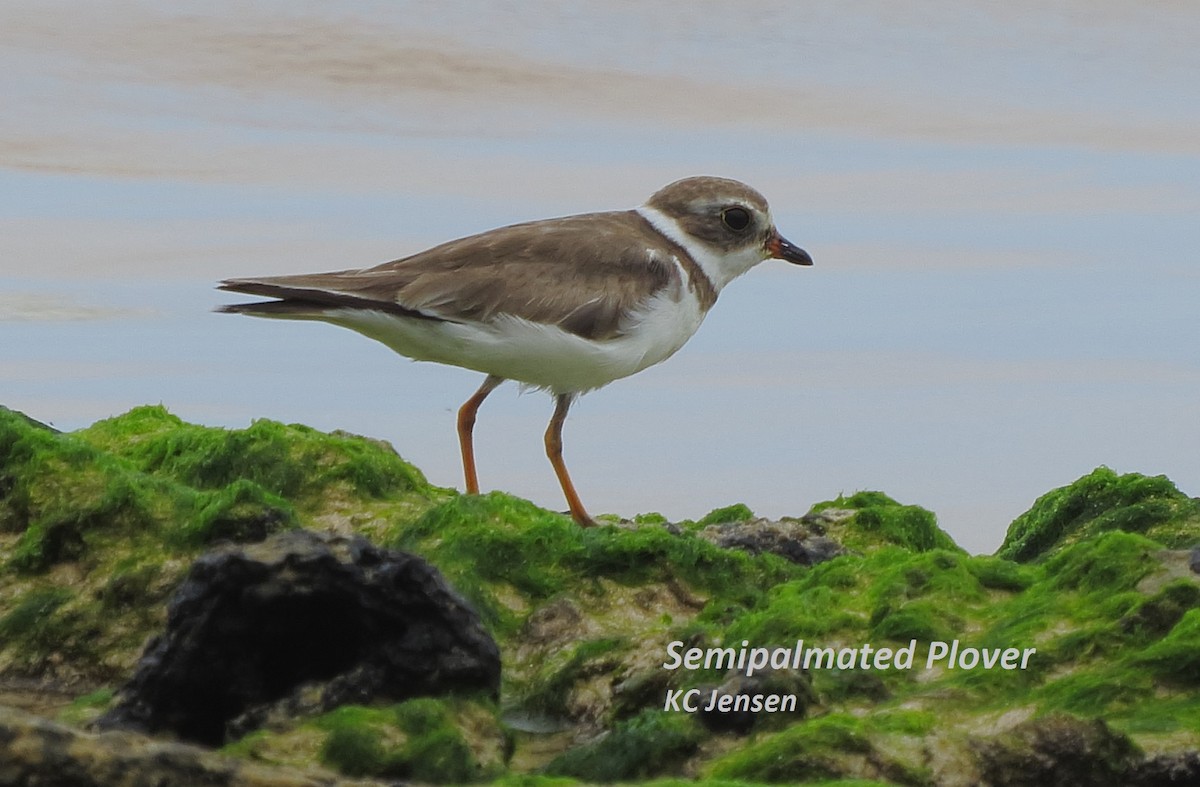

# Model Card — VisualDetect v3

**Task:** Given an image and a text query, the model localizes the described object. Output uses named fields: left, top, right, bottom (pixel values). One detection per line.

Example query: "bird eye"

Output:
left=721, top=206, right=751, bottom=232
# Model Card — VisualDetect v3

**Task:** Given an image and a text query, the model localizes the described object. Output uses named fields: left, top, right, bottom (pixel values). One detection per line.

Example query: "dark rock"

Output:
left=700, top=518, right=847, bottom=565
left=98, top=530, right=499, bottom=746
left=695, top=671, right=812, bottom=735
left=0, top=705, right=396, bottom=787
left=1189, top=546, right=1200, bottom=574
left=1128, top=750, right=1200, bottom=786
left=974, top=714, right=1142, bottom=787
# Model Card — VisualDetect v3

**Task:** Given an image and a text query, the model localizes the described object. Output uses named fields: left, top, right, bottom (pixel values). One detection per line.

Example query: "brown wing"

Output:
left=218, top=211, right=682, bottom=341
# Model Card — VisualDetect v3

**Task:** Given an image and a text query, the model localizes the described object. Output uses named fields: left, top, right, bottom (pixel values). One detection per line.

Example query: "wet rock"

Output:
left=0, top=705, right=394, bottom=787
left=695, top=671, right=813, bottom=735
left=98, top=529, right=499, bottom=746
left=699, top=518, right=847, bottom=565
left=974, top=714, right=1142, bottom=787
left=1128, top=750, right=1200, bottom=786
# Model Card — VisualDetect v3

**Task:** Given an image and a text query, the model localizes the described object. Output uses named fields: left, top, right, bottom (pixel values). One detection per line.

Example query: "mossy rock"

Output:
left=998, top=467, right=1200, bottom=562
left=390, top=492, right=798, bottom=636
left=6, top=403, right=1200, bottom=781
left=697, top=503, right=756, bottom=526
left=224, top=698, right=509, bottom=783
left=0, top=405, right=447, bottom=683
left=515, top=636, right=628, bottom=719
left=0, top=586, right=76, bottom=651
left=721, top=548, right=1003, bottom=664
left=975, top=713, right=1142, bottom=787
left=1041, top=531, right=1162, bottom=595
left=544, top=710, right=704, bottom=782
left=1133, top=608, right=1200, bottom=686
left=77, top=405, right=431, bottom=502
left=1118, top=580, right=1200, bottom=640
left=808, top=492, right=960, bottom=553
left=0, top=406, right=302, bottom=572
left=705, top=713, right=930, bottom=784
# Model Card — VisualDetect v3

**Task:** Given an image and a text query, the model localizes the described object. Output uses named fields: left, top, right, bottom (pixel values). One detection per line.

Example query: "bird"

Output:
left=217, top=175, right=812, bottom=526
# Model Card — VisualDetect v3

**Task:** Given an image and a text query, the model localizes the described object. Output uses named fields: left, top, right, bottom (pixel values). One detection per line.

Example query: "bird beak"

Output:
left=767, top=231, right=813, bottom=266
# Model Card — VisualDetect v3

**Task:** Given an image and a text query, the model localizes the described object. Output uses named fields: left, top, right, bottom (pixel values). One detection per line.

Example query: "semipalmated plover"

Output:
left=218, top=176, right=812, bottom=526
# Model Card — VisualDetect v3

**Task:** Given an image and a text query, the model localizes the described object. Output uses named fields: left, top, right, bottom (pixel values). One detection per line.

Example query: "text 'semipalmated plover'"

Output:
left=218, top=176, right=812, bottom=526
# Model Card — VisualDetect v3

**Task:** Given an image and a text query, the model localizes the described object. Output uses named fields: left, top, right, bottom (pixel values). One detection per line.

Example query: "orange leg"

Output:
left=545, top=393, right=596, bottom=527
left=457, top=375, right=503, bottom=494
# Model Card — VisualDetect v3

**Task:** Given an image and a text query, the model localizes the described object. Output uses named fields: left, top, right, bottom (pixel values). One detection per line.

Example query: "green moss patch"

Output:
left=698, top=503, right=756, bottom=526
left=0, top=586, right=75, bottom=645
left=0, top=405, right=443, bottom=683
left=313, top=698, right=506, bottom=783
left=706, top=713, right=929, bottom=785
left=544, top=710, right=704, bottom=782
left=79, top=405, right=430, bottom=502
left=0, top=406, right=301, bottom=572
left=390, top=492, right=797, bottom=636
left=1133, top=608, right=1200, bottom=685
left=3, top=404, right=1199, bottom=782
left=998, top=467, right=1200, bottom=562
left=808, top=492, right=960, bottom=553
left=1042, top=531, right=1162, bottom=595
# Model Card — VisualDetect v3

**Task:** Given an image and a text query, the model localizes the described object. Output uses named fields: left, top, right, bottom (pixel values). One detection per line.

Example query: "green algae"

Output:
left=489, top=777, right=581, bottom=787
left=311, top=698, right=505, bottom=783
left=705, top=713, right=929, bottom=785
left=720, top=548, right=1007, bottom=659
left=1114, top=691, right=1200, bottom=737
left=648, top=781, right=895, bottom=787
left=3, top=403, right=1199, bottom=783
left=1133, top=608, right=1200, bottom=685
left=1120, top=580, right=1200, bottom=640
left=2, top=410, right=161, bottom=572
left=1037, top=670, right=1154, bottom=718
left=544, top=709, right=704, bottom=782
left=809, top=492, right=959, bottom=553
left=0, top=585, right=111, bottom=675
left=1042, top=531, right=1161, bottom=594
left=57, top=687, right=116, bottom=727
left=0, top=404, right=440, bottom=683
left=79, top=405, right=430, bottom=502
left=698, top=503, right=756, bottom=526
left=172, top=478, right=294, bottom=547
left=391, top=491, right=796, bottom=635
left=998, top=466, right=1200, bottom=562
left=0, top=406, right=301, bottom=573
left=965, top=555, right=1035, bottom=592
left=315, top=705, right=406, bottom=778
left=518, top=637, right=627, bottom=718
left=0, top=586, right=75, bottom=644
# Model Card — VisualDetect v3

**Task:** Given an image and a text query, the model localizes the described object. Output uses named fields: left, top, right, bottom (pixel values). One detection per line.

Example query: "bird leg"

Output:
left=545, top=393, right=596, bottom=527
left=457, top=374, right=503, bottom=494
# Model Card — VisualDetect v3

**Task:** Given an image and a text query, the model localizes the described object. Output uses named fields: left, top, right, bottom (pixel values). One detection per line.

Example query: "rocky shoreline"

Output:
left=2, top=404, right=1198, bottom=785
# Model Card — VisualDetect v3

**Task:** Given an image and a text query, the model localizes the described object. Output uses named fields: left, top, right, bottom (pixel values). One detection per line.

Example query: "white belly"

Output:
left=326, top=290, right=707, bottom=394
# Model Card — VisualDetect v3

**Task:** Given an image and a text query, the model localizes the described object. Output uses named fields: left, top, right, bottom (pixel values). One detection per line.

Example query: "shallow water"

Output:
left=3, top=1, right=1198, bottom=553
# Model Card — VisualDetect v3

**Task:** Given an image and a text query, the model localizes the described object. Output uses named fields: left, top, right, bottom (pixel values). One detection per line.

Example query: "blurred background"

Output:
left=2, top=1, right=1197, bottom=553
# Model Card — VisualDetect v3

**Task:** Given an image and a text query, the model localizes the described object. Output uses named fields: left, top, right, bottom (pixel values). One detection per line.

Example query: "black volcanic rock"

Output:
left=98, top=529, right=499, bottom=745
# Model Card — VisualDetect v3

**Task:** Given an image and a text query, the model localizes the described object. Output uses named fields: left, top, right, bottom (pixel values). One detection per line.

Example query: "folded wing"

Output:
left=218, top=211, right=682, bottom=341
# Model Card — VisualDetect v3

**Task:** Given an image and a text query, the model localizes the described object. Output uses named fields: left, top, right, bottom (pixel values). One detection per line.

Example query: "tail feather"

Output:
left=216, top=278, right=447, bottom=322
left=215, top=299, right=331, bottom=317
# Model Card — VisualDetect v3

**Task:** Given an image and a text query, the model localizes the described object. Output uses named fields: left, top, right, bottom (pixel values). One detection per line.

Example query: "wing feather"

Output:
left=219, top=211, right=683, bottom=340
